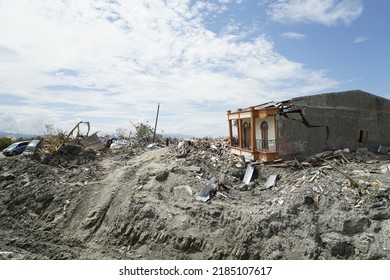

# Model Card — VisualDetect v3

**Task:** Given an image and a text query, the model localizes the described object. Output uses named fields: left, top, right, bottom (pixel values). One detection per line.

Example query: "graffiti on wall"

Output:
left=278, top=135, right=307, bottom=155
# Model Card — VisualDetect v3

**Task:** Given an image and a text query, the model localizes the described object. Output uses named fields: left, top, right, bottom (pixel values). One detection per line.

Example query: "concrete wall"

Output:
left=277, top=90, right=390, bottom=159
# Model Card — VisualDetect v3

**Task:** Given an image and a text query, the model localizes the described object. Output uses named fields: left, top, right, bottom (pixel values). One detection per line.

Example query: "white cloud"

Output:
left=280, top=31, right=307, bottom=39
left=0, top=0, right=339, bottom=137
left=268, top=0, right=363, bottom=26
left=354, top=36, right=368, bottom=44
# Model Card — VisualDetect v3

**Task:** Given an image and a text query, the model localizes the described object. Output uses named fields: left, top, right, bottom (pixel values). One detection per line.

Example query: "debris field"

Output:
left=1, top=140, right=390, bottom=260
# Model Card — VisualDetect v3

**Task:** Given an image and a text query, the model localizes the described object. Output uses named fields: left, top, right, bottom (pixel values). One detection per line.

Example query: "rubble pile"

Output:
left=1, top=139, right=390, bottom=260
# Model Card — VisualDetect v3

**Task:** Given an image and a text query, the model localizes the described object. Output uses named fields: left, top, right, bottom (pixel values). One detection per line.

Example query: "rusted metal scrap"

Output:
left=60, top=121, right=91, bottom=148
left=53, top=121, right=106, bottom=151
left=80, top=132, right=105, bottom=151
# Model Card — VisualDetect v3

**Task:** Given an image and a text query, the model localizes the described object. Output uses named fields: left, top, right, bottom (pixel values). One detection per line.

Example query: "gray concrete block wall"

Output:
left=277, top=90, right=390, bottom=159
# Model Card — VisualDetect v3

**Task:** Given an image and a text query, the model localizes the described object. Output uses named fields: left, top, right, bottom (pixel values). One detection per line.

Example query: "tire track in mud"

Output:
left=68, top=148, right=171, bottom=243
left=66, top=161, right=129, bottom=241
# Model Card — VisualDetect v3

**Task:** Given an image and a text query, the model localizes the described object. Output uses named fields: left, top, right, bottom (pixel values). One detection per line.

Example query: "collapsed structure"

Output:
left=1, top=90, right=390, bottom=260
left=227, top=90, right=390, bottom=161
left=1, top=137, right=390, bottom=260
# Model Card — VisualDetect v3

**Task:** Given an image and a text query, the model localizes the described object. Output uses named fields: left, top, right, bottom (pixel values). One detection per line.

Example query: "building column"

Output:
left=250, top=106, right=256, bottom=153
left=227, top=110, right=233, bottom=146
left=237, top=109, right=243, bottom=149
left=274, top=116, right=278, bottom=152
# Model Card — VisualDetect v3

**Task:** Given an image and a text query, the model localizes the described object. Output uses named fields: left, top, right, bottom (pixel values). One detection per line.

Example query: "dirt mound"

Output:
left=1, top=146, right=390, bottom=260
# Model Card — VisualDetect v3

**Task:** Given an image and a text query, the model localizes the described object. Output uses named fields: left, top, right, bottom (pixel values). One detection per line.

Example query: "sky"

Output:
left=0, top=0, right=389, bottom=138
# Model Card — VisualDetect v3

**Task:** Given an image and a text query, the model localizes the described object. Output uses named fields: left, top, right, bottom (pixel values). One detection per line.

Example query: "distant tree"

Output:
left=115, top=127, right=129, bottom=139
left=44, top=123, right=65, bottom=137
left=130, top=122, right=154, bottom=145
left=44, top=123, right=56, bottom=135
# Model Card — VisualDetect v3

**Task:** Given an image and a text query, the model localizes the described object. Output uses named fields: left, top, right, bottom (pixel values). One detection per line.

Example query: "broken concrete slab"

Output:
left=242, top=164, right=255, bottom=184
left=264, top=174, right=278, bottom=189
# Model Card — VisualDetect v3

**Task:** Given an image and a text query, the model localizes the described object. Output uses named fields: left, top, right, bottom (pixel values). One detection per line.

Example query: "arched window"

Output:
left=260, top=121, right=268, bottom=150
left=243, top=122, right=251, bottom=149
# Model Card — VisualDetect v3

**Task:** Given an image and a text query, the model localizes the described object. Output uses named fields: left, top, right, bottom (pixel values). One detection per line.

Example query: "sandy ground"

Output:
left=1, top=146, right=390, bottom=260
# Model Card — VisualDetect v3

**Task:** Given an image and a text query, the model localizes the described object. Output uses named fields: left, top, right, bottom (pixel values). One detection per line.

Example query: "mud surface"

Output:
left=1, top=146, right=390, bottom=260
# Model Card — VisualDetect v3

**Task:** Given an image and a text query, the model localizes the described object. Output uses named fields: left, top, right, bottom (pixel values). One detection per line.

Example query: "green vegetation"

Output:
left=0, top=137, right=13, bottom=150
left=131, top=122, right=154, bottom=145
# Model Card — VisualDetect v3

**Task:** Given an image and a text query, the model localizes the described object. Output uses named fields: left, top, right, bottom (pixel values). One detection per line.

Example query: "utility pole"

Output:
left=153, top=103, right=160, bottom=143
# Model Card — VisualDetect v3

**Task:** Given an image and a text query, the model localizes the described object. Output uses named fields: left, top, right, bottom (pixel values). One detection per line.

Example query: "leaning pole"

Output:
left=153, top=103, right=160, bottom=143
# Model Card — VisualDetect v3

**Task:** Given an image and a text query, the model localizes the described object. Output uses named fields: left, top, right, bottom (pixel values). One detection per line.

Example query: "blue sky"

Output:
left=0, top=0, right=389, bottom=137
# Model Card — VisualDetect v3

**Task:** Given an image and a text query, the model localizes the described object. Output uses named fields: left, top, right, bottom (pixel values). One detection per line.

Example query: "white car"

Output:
left=22, top=139, right=42, bottom=156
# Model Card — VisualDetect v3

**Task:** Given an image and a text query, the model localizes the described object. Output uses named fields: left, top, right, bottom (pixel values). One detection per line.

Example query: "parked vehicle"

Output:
left=2, top=141, right=30, bottom=156
left=22, top=139, right=42, bottom=157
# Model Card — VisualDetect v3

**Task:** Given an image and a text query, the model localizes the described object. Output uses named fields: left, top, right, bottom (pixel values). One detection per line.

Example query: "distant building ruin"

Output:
left=227, top=90, right=390, bottom=161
